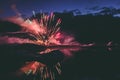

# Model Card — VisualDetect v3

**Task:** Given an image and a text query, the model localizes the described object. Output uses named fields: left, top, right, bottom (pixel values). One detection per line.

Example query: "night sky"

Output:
left=0, top=0, right=120, bottom=18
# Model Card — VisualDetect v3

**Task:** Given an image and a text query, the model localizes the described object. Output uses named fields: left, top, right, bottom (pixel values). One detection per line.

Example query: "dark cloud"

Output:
left=0, top=9, right=4, bottom=14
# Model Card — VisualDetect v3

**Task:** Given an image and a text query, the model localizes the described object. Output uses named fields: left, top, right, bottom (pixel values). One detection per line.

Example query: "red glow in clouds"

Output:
left=0, top=36, right=34, bottom=44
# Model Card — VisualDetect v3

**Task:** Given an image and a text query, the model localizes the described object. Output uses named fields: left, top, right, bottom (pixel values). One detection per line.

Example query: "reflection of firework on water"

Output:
left=20, top=61, right=61, bottom=80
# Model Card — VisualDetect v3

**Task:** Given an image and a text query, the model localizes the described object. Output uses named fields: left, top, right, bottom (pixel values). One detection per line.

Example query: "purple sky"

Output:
left=0, top=0, right=120, bottom=18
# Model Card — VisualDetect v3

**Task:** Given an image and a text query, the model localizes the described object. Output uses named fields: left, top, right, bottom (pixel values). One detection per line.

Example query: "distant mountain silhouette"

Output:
left=60, top=7, right=120, bottom=17
left=93, top=7, right=120, bottom=16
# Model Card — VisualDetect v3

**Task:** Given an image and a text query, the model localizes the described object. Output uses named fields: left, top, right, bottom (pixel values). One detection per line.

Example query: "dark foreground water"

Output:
left=62, top=46, right=120, bottom=80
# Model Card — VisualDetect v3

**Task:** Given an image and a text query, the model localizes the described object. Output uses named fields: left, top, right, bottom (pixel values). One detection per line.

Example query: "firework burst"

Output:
left=5, top=12, right=62, bottom=46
